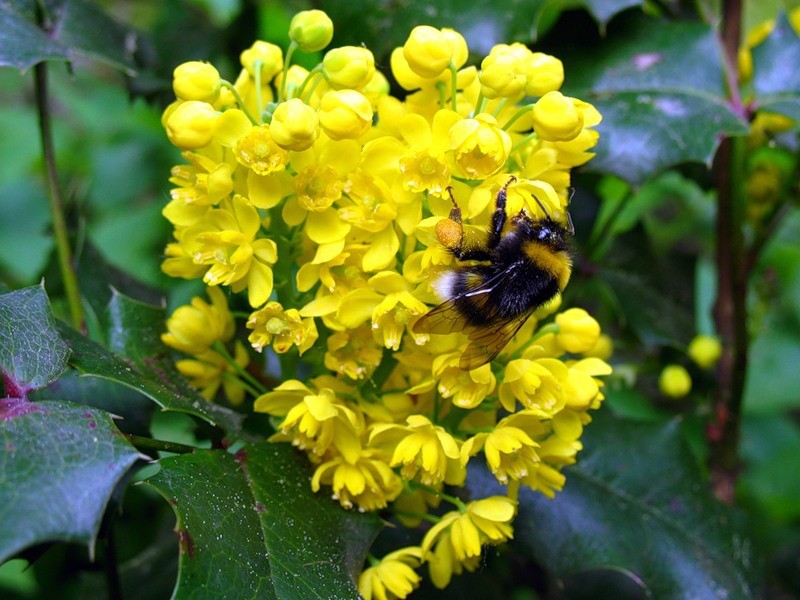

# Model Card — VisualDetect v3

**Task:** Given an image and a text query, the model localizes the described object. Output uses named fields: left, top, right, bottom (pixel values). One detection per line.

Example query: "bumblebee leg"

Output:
left=437, top=187, right=493, bottom=261
left=487, top=176, right=516, bottom=249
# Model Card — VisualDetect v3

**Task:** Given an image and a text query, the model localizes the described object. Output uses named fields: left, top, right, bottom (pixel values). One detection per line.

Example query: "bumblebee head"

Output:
left=515, top=214, right=571, bottom=251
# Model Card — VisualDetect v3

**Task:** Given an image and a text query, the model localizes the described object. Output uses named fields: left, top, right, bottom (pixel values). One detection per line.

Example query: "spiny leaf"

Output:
left=0, top=401, right=143, bottom=563
left=146, top=442, right=381, bottom=599
left=0, top=285, right=70, bottom=395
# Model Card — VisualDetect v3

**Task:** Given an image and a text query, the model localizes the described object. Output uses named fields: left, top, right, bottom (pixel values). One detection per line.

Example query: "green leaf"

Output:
left=0, top=286, right=70, bottom=394
left=0, top=2, right=69, bottom=71
left=321, top=0, right=638, bottom=62
left=146, top=442, right=381, bottom=599
left=468, top=411, right=758, bottom=599
left=58, top=322, right=244, bottom=435
left=0, top=401, right=142, bottom=563
left=751, top=11, right=800, bottom=121
left=43, top=0, right=138, bottom=75
left=564, top=14, right=748, bottom=184
left=582, top=0, right=643, bottom=27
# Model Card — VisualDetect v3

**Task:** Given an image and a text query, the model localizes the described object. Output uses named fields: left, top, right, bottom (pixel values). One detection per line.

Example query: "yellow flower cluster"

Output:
left=160, top=10, right=610, bottom=597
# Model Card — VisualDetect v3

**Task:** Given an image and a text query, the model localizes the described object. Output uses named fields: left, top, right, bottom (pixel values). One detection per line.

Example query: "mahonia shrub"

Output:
left=160, top=10, right=611, bottom=597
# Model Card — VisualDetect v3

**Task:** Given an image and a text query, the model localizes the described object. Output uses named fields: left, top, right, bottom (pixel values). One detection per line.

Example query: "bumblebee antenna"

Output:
left=531, top=194, right=552, bottom=220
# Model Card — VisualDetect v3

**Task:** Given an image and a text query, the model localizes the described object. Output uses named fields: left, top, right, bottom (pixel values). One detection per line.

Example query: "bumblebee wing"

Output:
left=414, top=266, right=512, bottom=335
left=458, top=310, right=533, bottom=370
left=413, top=297, right=470, bottom=334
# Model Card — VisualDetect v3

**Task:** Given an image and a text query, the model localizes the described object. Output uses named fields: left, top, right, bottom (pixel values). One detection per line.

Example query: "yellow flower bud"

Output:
left=402, top=25, right=455, bottom=79
left=585, top=333, right=614, bottom=361
left=165, top=101, right=218, bottom=150
left=240, top=41, right=284, bottom=82
left=478, top=44, right=530, bottom=100
left=532, top=91, right=584, bottom=142
left=687, top=335, right=722, bottom=370
left=449, top=113, right=511, bottom=179
left=270, top=99, right=319, bottom=151
left=555, top=308, right=600, bottom=354
left=173, top=61, right=221, bottom=102
left=361, top=71, right=390, bottom=108
left=318, top=90, right=373, bottom=140
left=524, top=53, right=564, bottom=96
left=659, top=365, right=692, bottom=398
left=390, top=47, right=430, bottom=90
left=480, top=51, right=525, bottom=100
left=322, top=46, right=376, bottom=90
left=289, top=9, right=334, bottom=53
left=441, top=28, right=469, bottom=69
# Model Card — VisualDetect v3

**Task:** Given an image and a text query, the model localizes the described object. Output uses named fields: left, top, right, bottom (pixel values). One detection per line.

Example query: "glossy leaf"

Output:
left=0, top=0, right=137, bottom=74
left=751, top=11, right=800, bottom=121
left=322, top=0, right=640, bottom=61
left=468, top=410, right=758, bottom=599
left=0, top=2, right=69, bottom=71
left=564, top=15, right=749, bottom=184
left=0, top=401, right=142, bottom=563
left=58, top=323, right=244, bottom=435
left=0, top=286, right=70, bottom=394
left=146, top=442, right=381, bottom=599
left=43, top=0, right=138, bottom=74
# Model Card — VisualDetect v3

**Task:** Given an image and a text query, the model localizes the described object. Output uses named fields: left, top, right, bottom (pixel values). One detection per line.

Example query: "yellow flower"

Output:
left=240, top=40, right=283, bottom=81
left=269, top=99, right=319, bottom=151
left=162, top=286, right=234, bottom=354
left=421, top=496, right=516, bottom=582
left=531, top=91, right=584, bottom=142
left=688, top=335, right=722, bottom=369
left=312, top=448, right=403, bottom=511
left=265, top=387, right=364, bottom=461
left=433, top=352, right=496, bottom=409
left=449, top=114, right=511, bottom=179
left=172, top=61, right=221, bottom=102
left=479, top=44, right=529, bottom=100
left=289, top=9, right=334, bottom=53
left=402, top=26, right=466, bottom=79
left=165, top=101, right=218, bottom=150
left=183, top=195, right=278, bottom=307
left=175, top=342, right=250, bottom=405
left=524, top=52, right=564, bottom=96
left=318, top=90, right=373, bottom=140
left=358, top=547, right=422, bottom=600
left=462, top=410, right=545, bottom=484
left=555, top=308, right=601, bottom=353
left=323, top=46, right=376, bottom=90
left=247, top=301, right=318, bottom=355
left=370, top=415, right=463, bottom=486
left=498, top=357, right=568, bottom=415
left=325, top=325, right=384, bottom=380
left=398, top=110, right=461, bottom=195
left=659, top=364, right=692, bottom=398
left=234, top=124, right=290, bottom=175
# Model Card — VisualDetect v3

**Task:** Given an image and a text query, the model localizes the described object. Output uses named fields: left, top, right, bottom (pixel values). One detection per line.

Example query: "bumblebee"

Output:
left=413, top=177, right=573, bottom=370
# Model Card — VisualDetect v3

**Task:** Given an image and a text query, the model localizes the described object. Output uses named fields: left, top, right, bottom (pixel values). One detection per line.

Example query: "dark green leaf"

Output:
left=468, top=410, right=758, bottom=599
left=146, top=442, right=381, bottom=599
left=582, top=0, right=643, bottom=27
left=0, top=401, right=142, bottom=563
left=44, top=0, right=138, bottom=75
left=0, top=2, right=69, bottom=71
left=584, top=91, right=747, bottom=187
left=0, top=285, right=70, bottom=394
left=563, top=15, right=748, bottom=184
left=57, top=322, right=244, bottom=435
left=32, top=372, right=154, bottom=436
left=322, top=0, right=642, bottom=61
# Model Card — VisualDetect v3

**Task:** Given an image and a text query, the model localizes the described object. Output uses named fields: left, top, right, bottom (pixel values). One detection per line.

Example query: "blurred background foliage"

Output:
left=1, top=0, right=800, bottom=598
